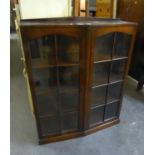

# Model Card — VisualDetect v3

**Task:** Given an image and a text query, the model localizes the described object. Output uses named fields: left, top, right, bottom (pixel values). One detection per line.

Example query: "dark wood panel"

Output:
left=39, top=118, right=120, bottom=144
left=117, top=0, right=144, bottom=83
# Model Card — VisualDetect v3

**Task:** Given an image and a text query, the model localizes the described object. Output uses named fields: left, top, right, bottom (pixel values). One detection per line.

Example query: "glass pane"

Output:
left=95, top=33, right=114, bottom=61
left=57, top=35, right=79, bottom=64
left=36, top=94, right=58, bottom=116
left=59, top=66, right=79, bottom=131
left=29, top=34, right=80, bottom=135
left=40, top=116, right=60, bottom=136
left=32, top=68, right=57, bottom=94
left=90, top=106, right=104, bottom=126
left=59, top=66, right=79, bottom=92
left=28, top=36, right=56, bottom=68
left=62, top=112, right=78, bottom=132
left=91, top=85, right=107, bottom=107
left=110, top=60, right=126, bottom=82
left=104, top=102, right=119, bottom=120
left=93, top=62, right=110, bottom=86
left=60, top=93, right=79, bottom=113
left=113, top=32, right=131, bottom=58
left=107, top=82, right=122, bottom=103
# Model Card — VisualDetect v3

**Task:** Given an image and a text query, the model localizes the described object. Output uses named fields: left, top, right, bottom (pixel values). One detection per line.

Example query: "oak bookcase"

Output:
left=19, top=17, right=137, bottom=144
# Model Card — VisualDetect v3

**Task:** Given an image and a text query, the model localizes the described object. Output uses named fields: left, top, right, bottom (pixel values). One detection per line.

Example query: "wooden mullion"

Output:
left=54, top=35, right=63, bottom=133
left=83, top=26, right=93, bottom=130
left=103, top=32, right=116, bottom=121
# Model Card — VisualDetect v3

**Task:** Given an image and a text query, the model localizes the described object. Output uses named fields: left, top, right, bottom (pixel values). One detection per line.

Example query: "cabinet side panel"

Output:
left=20, top=27, right=43, bottom=138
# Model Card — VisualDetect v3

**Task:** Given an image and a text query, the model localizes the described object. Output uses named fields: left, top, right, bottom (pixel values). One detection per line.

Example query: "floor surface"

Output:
left=10, top=34, right=144, bottom=155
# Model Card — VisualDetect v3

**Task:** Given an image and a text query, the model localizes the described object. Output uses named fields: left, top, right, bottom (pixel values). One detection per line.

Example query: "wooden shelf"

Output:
left=94, top=56, right=128, bottom=64
left=109, top=80, right=124, bottom=85
left=112, top=55, right=128, bottom=60
left=91, top=103, right=105, bottom=110
left=92, top=80, right=123, bottom=88
left=35, top=86, right=57, bottom=95
left=39, top=110, right=79, bottom=119
left=91, top=98, right=106, bottom=108
left=92, top=83, right=108, bottom=88
left=94, top=54, right=111, bottom=62
left=31, top=58, right=56, bottom=69
left=57, top=61, right=79, bottom=67
left=31, top=56, right=127, bottom=69
left=32, top=58, right=79, bottom=69
left=106, top=99, right=120, bottom=105
left=35, top=85, right=79, bottom=96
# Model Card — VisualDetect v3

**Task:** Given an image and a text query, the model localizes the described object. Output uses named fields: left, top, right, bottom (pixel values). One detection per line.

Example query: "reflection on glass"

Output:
left=90, top=106, right=104, bottom=126
left=107, top=82, right=122, bottom=103
left=91, top=85, right=107, bottom=107
left=104, top=101, right=118, bottom=120
left=32, top=68, right=57, bottom=94
left=29, top=36, right=56, bottom=68
left=110, top=60, right=126, bottom=82
left=57, top=35, right=79, bottom=64
left=62, top=112, right=78, bottom=132
left=40, top=116, right=60, bottom=136
left=95, top=33, right=114, bottom=61
left=113, top=32, right=131, bottom=58
left=93, top=62, right=110, bottom=86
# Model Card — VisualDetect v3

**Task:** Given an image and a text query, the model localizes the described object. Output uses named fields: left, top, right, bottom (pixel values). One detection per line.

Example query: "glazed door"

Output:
left=88, top=26, right=135, bottom=127
left=22, top=28, right=83, bottom=137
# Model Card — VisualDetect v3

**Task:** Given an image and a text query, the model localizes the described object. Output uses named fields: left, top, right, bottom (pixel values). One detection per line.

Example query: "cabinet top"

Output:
left=20, top=17, right=137, bottom=27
